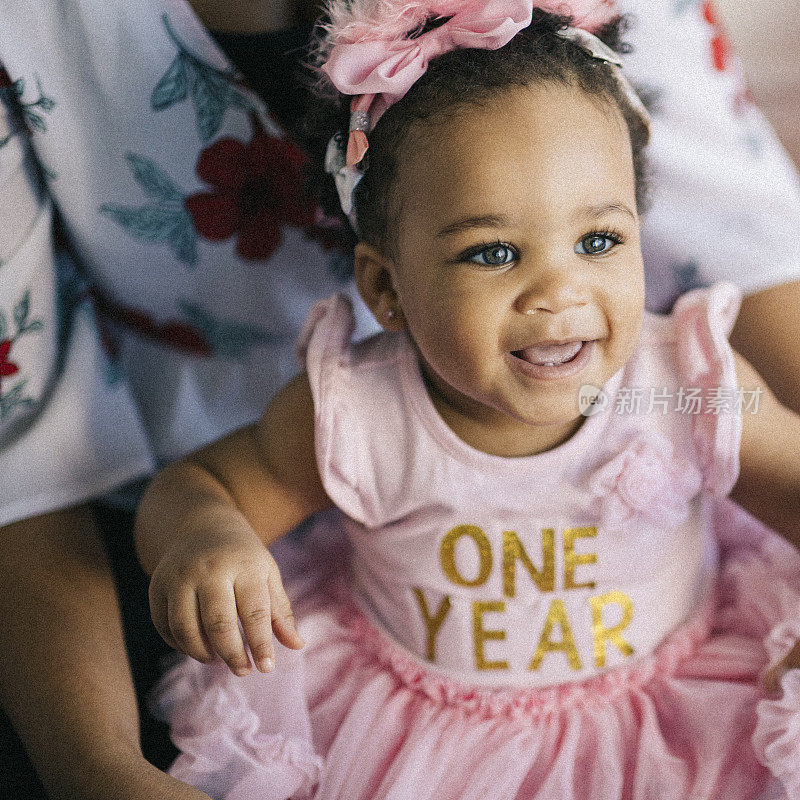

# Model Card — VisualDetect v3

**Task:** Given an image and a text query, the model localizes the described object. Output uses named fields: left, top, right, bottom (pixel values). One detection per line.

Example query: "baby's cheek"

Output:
left=431, top=338, right=488, bottom=396
left=448, top=330, right=494, bottom=371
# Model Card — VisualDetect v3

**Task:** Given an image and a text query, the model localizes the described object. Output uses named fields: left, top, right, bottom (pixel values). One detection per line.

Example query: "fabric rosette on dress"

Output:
left=589, top=429, right=703, bottom=530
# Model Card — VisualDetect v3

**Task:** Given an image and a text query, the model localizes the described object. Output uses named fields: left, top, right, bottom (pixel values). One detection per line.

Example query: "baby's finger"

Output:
left=268, top=568, right=305, bottom=650
left=149, top=582, right=179, bottom=651
left=234, top=572, right=275, bottom=673
left=783, top=639, right=800, bottom=670
left=764, top=640, right=800, bottom=693
left=168, top=589, right=214, bottom=664
left=764, top=660, right=788, bottom=694
left=197, top=582, right=251, bottom=676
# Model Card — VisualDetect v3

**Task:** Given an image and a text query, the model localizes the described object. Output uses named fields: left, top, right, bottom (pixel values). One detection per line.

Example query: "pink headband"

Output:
left=321, top=0, right=619, bottom=166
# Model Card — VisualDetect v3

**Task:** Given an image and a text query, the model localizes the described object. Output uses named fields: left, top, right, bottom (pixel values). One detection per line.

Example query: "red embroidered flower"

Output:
left=0, top=339, right=20, bottom=389
left=90, top=290, right=211, bottom=357
left=185, top=115, right=316, bottom=261
left=701, top=1, right=732, bottom=72
left=0, top=65, right=12, bottom=90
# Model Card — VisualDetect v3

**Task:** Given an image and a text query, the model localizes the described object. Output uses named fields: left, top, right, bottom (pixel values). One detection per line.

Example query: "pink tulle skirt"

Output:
left=153, top=500, right=800, bottom=800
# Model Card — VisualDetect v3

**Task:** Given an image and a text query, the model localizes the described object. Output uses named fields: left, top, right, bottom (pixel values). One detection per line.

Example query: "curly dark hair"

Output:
left=300, top=8, right=649, bottom=258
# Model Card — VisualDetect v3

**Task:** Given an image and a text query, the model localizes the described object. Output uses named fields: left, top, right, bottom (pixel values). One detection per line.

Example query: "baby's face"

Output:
left=388, top=82, right=645, bottom=455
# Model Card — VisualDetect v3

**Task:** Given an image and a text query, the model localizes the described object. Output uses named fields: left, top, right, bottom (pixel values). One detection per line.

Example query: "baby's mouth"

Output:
left=513, top=340, right=585, bottom=366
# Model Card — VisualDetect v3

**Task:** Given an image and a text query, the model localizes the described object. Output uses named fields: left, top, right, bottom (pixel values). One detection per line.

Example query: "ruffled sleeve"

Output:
left=295, top=293, right=367, bottom=523
left=671, top=281, right=743, bottom=498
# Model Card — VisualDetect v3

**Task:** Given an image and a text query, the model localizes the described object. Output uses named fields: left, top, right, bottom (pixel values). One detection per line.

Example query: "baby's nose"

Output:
left=514, top=273, right=590, bottom=316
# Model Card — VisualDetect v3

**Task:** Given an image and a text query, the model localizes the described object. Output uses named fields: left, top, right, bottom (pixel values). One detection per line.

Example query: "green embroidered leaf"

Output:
left=228, top=90, right=256, bottom=114
left=169, top=212, right=198, bottom=266
left=25, top=110, right=47, bottom=133
left=58, top=273, right=88, bottom=312
left=125, top=153, right=182, bottom=201
left=21, top=320, right=44, bottom=335
left=0, top=311, right=7, bottom=341
left=673, top=0, right=697, bottom=14
left=13, top=291, right=30, bottom=330
left=100, top=203, right=186, bottom=243
left=191, top=65, right=230, bottom=141
left=159, top=13, right=252, bottom=137
left=34, top=77, right=55, bottom=112
left=100, top=202, right=199, bottom=265
left=151, top=54, right=188, bottom=111
left=104, top=359, right=123, bottom=386
left=178, top=302, right=285, bottom=359
left=211, top=327, right=266, bottom=359
left=0, top=380, right=35, bottom=420
left=178, top=303, right=207, bottom=327
left=12, top=77, right=24, bottom=97
left=744, top=132, right=764, bottom=158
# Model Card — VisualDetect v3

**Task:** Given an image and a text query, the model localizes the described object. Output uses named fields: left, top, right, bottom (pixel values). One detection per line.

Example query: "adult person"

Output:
left=1, top=1, right=799, bottom=798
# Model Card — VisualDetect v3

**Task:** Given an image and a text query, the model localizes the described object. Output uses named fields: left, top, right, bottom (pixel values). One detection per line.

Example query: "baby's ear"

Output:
left=354, top=242, right=405, bottom=331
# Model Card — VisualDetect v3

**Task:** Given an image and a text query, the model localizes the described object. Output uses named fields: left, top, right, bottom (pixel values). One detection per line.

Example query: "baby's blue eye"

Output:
left=467, top=244, right=517, bottom=266
left=575, top=233, right=621, bottom=255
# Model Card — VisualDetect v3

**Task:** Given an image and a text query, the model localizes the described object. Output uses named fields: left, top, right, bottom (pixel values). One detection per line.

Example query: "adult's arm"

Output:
left=730, top=280, right=800, bottom=414
left=0, top=506, right=210, bottom=800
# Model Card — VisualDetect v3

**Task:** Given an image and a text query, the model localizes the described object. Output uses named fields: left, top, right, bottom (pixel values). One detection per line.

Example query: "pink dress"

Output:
left=154, top=282, right=800, bottom=800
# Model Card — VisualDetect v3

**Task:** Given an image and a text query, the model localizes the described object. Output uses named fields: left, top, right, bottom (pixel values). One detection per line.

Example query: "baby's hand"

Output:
left=763, top=639, right=800, bottom=693
left=148, top=522, right=304, bottom=676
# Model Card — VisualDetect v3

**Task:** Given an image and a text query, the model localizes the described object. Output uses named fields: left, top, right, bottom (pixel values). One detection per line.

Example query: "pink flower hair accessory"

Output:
left=320, top=0, right=621, bottom=166
left=589, top=429, right=703, bottom=531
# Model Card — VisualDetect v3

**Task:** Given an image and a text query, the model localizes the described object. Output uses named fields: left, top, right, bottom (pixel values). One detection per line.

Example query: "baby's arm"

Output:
left=135, top=373, right=331, bottom=677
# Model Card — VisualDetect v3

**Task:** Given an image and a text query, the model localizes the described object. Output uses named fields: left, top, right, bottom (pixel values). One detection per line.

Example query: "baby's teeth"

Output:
left=519, top=341, right=582, bottom=366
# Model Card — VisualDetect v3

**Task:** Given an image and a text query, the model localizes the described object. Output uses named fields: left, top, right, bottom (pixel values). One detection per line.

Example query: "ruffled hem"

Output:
left=751, top=598, right=800, bottom=800
left=154, top=498, right=800, bottom=800
left=153, top=652, right=323, bottom=800
left=715, top=500, right=800, bottom=800
left=318, top=581, right=715, bottom=720
left=754, top=671, right=800, bottom=800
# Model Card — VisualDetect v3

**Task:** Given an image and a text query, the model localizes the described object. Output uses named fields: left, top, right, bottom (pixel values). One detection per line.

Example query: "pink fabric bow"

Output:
left=322, top=0, right=618, bottom=165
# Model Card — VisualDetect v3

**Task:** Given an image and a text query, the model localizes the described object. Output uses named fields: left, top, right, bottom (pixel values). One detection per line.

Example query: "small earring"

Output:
left=385, top=308, right=396, bottom=321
